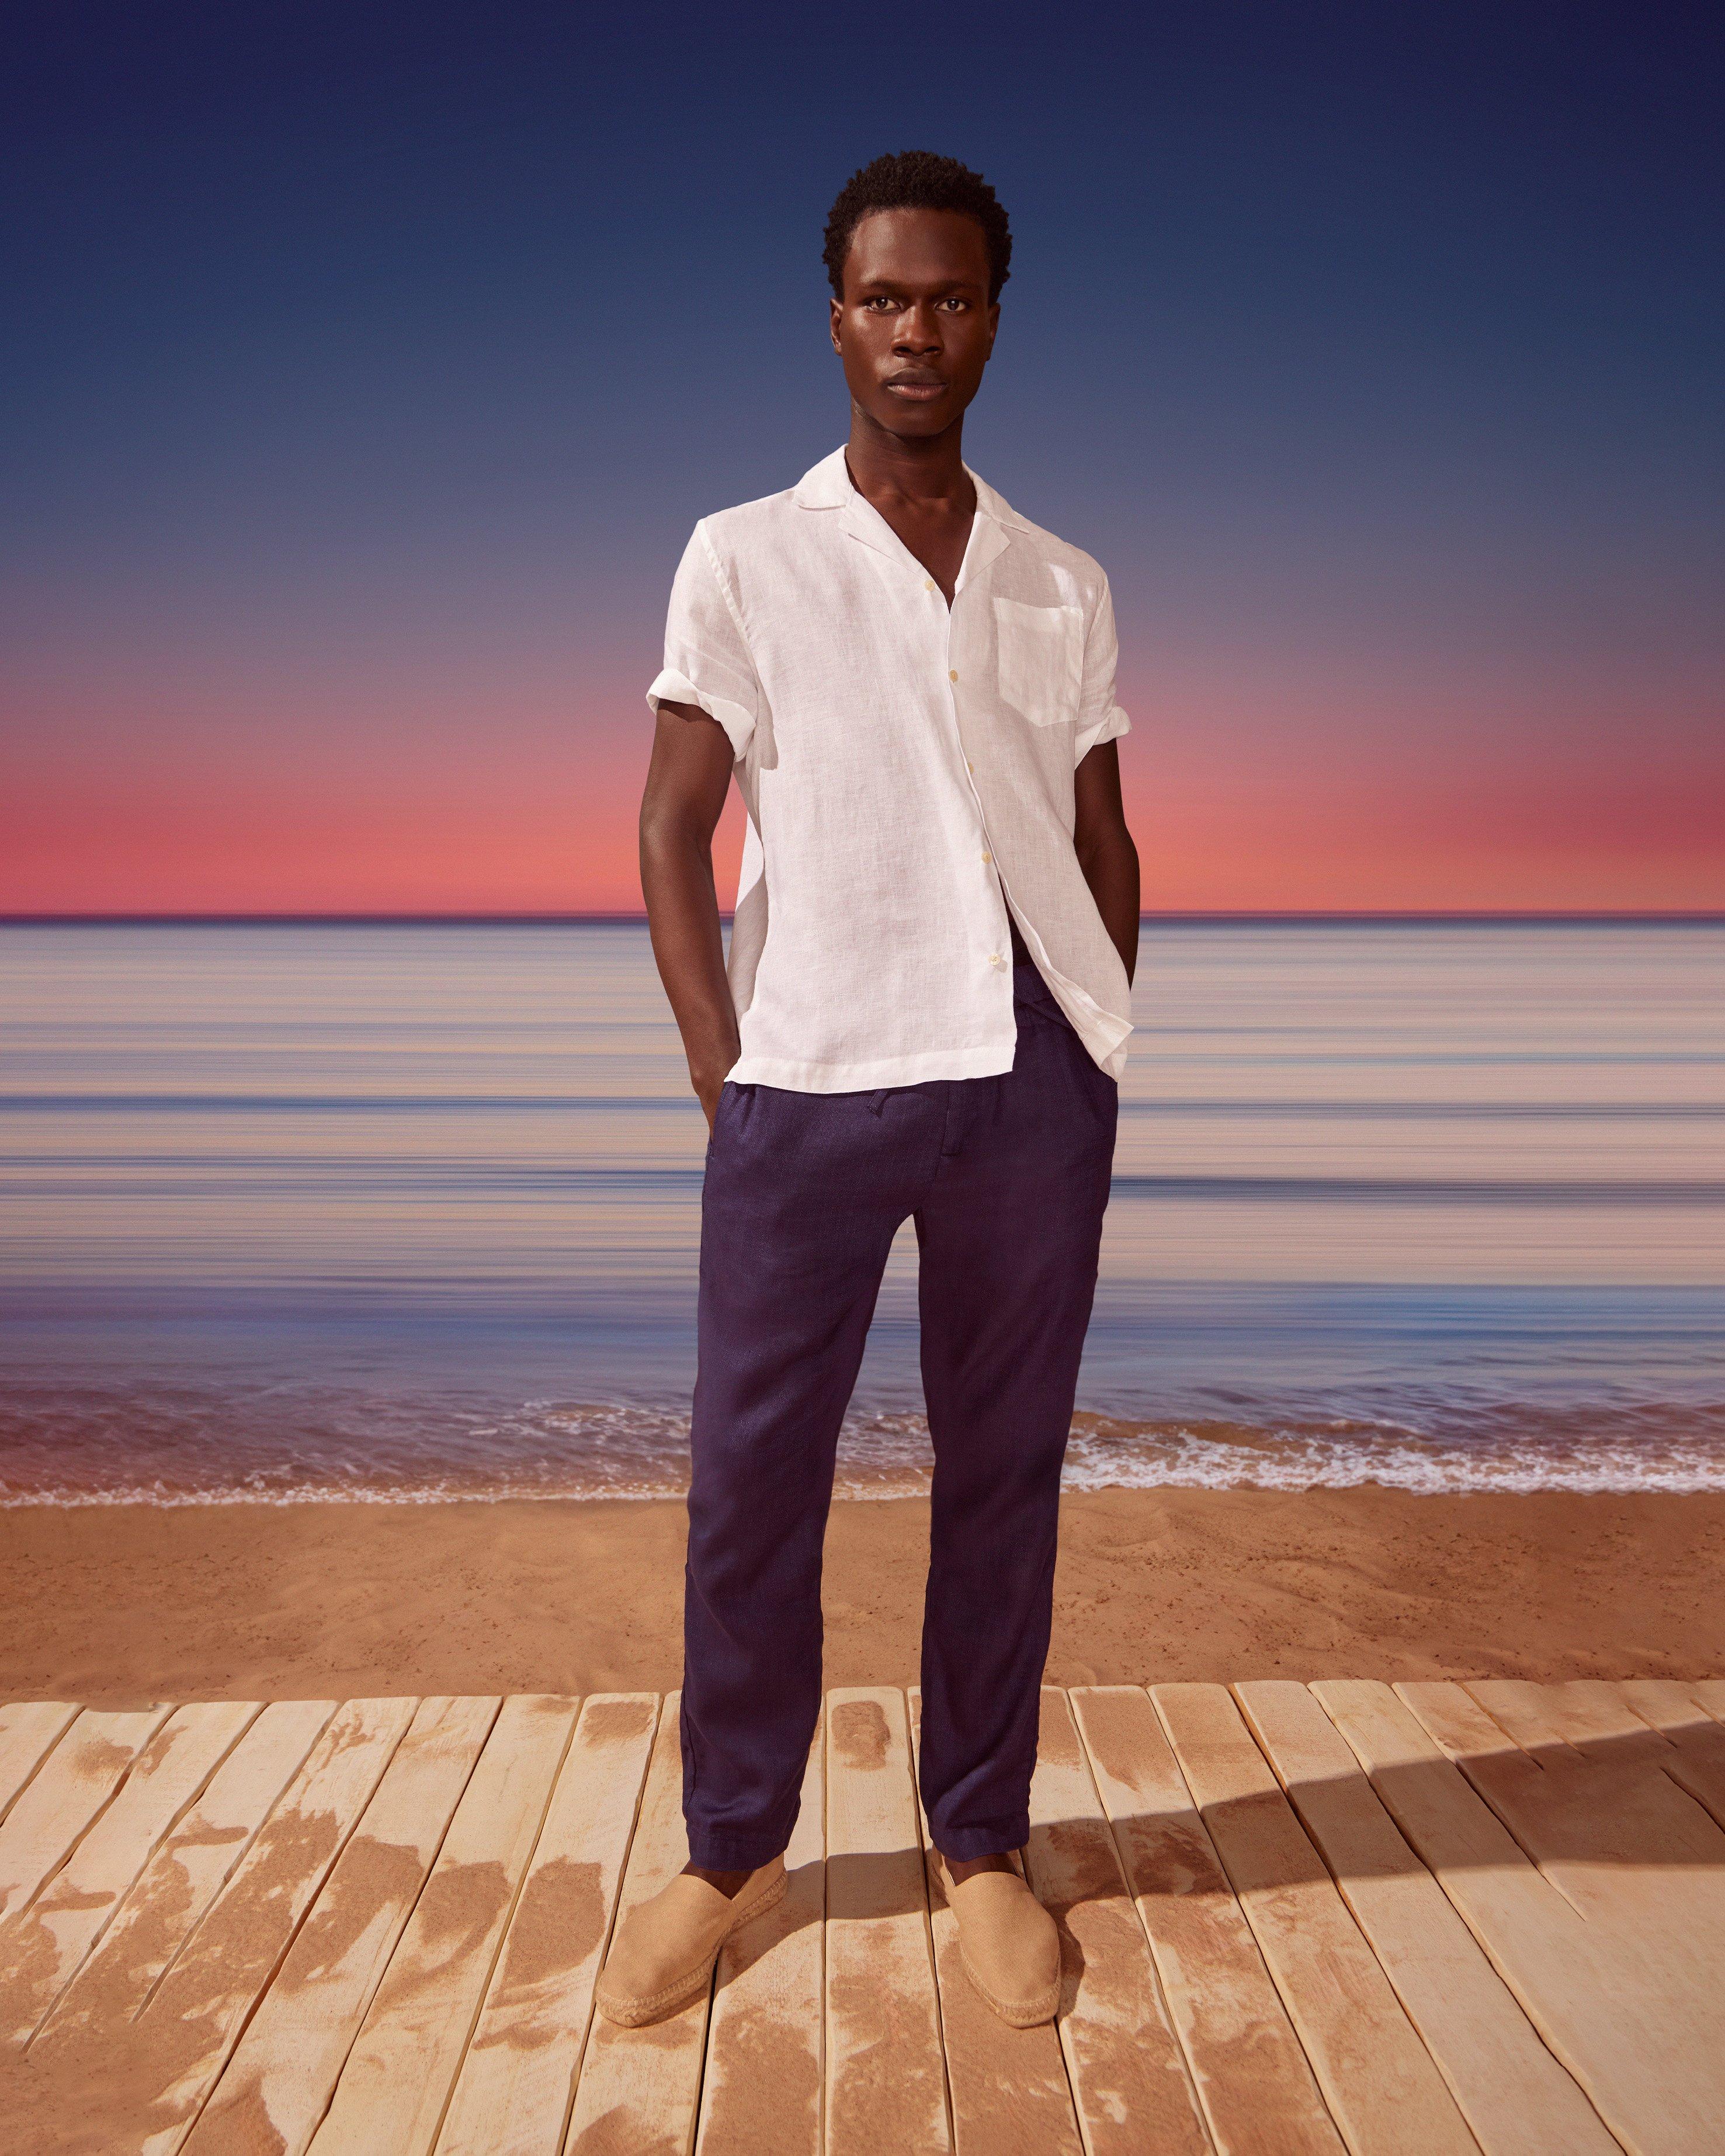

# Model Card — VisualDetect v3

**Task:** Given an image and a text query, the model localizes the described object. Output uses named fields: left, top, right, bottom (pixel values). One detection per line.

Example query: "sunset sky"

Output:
left=4, top=3, right=1720, bottom=914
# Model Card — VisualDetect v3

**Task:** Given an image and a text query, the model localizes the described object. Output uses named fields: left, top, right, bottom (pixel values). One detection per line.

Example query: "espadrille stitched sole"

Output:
left=595, top=1866, right=789, bottom=2028
left=957, top=1946, right=1062, bottom=2029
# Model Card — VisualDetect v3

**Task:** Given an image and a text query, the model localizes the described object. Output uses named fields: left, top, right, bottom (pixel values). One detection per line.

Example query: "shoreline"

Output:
left=2, top=1485, right=1720, bottom=1706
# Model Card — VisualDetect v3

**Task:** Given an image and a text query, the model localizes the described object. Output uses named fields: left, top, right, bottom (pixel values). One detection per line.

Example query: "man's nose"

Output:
left=892, top=303, right=942, bottom=353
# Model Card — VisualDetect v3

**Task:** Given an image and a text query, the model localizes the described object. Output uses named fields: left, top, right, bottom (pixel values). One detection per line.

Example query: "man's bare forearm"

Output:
left=1079, top=831, right=1140, bottom=984
left=639, top=703, right=740, bottom=1125
left=641, top=831, right=738, bottom=1112
left=1073, top=741, right=1140, bottom=985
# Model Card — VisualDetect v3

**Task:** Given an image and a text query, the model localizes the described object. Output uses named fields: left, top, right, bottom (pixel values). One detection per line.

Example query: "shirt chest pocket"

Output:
left=992, top=598, right=1084, bottom=726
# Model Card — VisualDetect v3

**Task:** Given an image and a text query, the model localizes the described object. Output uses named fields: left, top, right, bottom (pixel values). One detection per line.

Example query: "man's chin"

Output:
left=867, top=398, right=964, bottom=441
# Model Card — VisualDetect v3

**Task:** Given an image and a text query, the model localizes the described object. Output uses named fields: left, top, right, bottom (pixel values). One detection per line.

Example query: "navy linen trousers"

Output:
left=682, top=942, right=1118, bottom=1867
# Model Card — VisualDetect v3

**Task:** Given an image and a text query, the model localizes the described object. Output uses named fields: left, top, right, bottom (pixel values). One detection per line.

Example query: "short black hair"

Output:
left=824, top=151, right=1012, bottom=304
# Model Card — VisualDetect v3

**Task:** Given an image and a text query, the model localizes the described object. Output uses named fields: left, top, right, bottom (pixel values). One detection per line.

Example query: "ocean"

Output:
left=2, top=919, right=1720, bottom=1504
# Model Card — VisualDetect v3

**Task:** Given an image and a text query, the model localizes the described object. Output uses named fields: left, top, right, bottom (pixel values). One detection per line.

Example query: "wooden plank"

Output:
left=180, top=1695, right=499, bottom=2156
left=1616, top=1678, right=1724, bottom=1743
left=1152, top=1683, right=1475, bottom=2156
left=138, top=1696, right=417, bottom=2155
left=696, top=1710, right=827, bottom=2156
left=1071, top=1685, right=1346, bottom=2156
left=1395, top=1678, right=1630, bottom=1926
left=1023, top=1687, right=1209, bottom=2156
left=32, top=1698, right=336, bottom=2046
left=1615, top=1679, right=1725, bottom=1828
left=1458, top=1682, right=1607, bottom=1766
left=1237, top=1681, right=1613, bottom=2155
left=1504, top=1676, right=1725, bottom=1833
left=9, top=1697, right=411, bottom=2156
left=1319, top=1678, right=1725, bottom=2156
left=0, top=1703, right=173, bottom=1921
left=34, top=1697, right=335, bottom=2046
left=822, top=1686, right=950, bottom=2156
left=564, top=1692, right=717, bottom=2156
left=304, top=1694, right=577, bottom=2156
left=0, top=1701, right=81, bottom=1825
left=1473, top=1679, right=1671, bottom=1769
left=438, top=1694, right=659, bottom=2156
left=1387, top=1683, right=1523, bottom=1770
left=1403, top=1679, right=1725, bottom=1942
left=0, top=1701, right=259, bottom=2045
left=904, top=1689, right=1081, bottom=2156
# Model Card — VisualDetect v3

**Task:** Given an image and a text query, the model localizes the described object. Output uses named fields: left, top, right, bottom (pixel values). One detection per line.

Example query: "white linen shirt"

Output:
left=647, top=447, right=1133, bottom=1092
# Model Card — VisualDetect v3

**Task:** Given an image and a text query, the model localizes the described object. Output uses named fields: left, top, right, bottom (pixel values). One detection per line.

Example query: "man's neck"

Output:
left=844, top=409, right=974, bottom=513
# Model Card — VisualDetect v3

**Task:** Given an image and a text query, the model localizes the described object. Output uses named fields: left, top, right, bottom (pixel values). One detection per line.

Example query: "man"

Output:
left=598, top=150, right=1138, bottom=2030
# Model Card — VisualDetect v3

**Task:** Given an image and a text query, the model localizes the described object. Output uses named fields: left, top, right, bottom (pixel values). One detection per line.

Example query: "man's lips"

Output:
left=885, top=376, right=947, bottom=400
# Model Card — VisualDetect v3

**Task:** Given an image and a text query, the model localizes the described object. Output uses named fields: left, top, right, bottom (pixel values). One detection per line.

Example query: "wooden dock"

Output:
left=2, top=1679, right=1724, bottom=2154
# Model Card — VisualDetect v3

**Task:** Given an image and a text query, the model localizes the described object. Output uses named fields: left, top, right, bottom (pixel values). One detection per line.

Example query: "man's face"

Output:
left=829, top=208, right=998, bottom=439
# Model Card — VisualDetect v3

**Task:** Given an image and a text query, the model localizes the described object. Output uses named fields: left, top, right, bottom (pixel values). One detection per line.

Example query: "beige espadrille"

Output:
left=593, top=1858, right=787, bottom=2027
left=943, top=1859, right=1062, bottom=2028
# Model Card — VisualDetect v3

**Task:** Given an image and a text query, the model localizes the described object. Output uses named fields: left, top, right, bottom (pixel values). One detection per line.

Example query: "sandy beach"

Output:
left=3, top=1486, right=1720, bottom=1706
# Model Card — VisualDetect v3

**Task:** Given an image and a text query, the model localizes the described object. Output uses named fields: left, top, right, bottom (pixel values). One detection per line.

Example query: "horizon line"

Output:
left=4, top=909, right=1721, bottom=927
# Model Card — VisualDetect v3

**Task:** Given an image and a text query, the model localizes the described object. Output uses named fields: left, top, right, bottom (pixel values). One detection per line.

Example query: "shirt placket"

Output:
left=938, top=571, right=1014, bottom=984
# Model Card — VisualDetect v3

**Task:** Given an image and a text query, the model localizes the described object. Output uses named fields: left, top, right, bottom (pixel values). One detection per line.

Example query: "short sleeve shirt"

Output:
left=648, top=448, right=1133, bottom=1092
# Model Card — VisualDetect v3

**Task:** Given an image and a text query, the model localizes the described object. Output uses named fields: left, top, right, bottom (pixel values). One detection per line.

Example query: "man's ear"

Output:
left=829, top=296, right=844, bottom=353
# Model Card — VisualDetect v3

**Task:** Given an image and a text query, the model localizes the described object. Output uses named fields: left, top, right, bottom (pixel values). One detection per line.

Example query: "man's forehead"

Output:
left=845, top=208, right=991, bottom=287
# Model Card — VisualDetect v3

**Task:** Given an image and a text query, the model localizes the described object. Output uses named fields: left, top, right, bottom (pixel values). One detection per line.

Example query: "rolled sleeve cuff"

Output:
left=1075, top=703, right=1131, bottom=763
left=647, top=668, right=754, bottom=760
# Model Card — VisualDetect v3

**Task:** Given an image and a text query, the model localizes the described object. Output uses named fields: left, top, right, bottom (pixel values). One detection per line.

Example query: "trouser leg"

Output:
left=682, top=1078, right=932, bottom=1869
left=915, top=992, right=1117, bottom=1859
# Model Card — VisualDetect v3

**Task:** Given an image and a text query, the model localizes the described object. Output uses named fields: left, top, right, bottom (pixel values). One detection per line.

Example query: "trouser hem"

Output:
left=685, top=1825, right=794, bottom=1871
left=929, top=1817, right=1032, bottom=1863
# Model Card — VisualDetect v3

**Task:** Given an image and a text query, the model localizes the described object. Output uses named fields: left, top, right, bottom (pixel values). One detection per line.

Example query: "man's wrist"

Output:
left=687, top=1049, right=738, bottom=1096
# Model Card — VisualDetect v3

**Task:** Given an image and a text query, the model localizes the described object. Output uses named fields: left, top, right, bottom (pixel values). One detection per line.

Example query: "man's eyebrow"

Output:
left=851, top=273, right=987, bottom=294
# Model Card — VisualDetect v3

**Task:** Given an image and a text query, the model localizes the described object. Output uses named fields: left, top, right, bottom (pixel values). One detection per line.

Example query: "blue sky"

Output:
left=5, top=2, right=1721, bottom=909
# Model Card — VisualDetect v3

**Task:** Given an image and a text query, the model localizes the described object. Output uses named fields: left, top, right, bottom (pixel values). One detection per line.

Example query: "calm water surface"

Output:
left=2, top=920, right=1721, bottom=1501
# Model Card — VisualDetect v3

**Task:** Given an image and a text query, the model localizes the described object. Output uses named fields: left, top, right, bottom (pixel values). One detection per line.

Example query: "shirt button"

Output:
left=966, top=759, right=974, bottom=773
left=923, top=578, right=936, bottom=593
left=949, top=669, right=959, bottom=683
left=989, top=953, right=1005, bottom=968
left=981, top=851, right=992, bottom=865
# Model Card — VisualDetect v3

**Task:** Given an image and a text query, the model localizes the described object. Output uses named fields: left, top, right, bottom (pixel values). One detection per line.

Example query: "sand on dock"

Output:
left=1, top=1485, right=1720, bottom=1705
